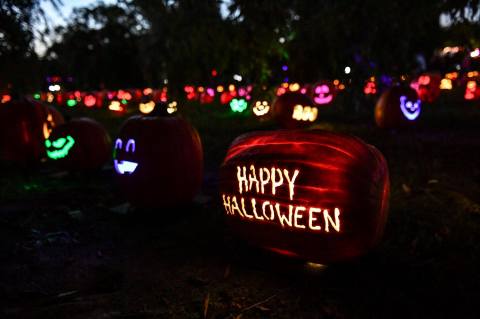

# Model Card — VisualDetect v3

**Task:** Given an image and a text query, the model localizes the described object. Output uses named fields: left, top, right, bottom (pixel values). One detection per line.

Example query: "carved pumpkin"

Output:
left=45, top=117, right=111, bottom=170
left=310, top=82, right=336, bottom=105
left=113, top=115, right=203, bottom=207
left=219, top=130, right=389, bottom=263
left=375, top=86, right=421, bottom=129
left=272, top=92, right=317, bottom=128
left=0, top=99, right=64, bottom=163
left=411, top=73, right=441, bottom=103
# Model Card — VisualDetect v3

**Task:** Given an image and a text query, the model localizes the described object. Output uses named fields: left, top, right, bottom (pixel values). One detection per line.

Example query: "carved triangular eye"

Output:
left=126, top=139, right=136, bottom=153
left=115, top=138, right=123, bottom=150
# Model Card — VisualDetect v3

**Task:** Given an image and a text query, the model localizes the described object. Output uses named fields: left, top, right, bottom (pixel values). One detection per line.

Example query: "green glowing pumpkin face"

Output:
left=44, top=118, right=111, bottom=170
left=45, top=135, right=75, bottom=160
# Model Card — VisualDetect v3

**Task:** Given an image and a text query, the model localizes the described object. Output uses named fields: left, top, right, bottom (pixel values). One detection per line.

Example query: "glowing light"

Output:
left=313, top=84, right=333, bottom=105
left=339, top=84, right=345, bottom=90
left=206, top=88, right=215, bottom=97
left=278, top=37, right=285, bottom=44
left=445, top=72, right=458, bottom=80
left=84, top=95, right=97, bottom=107
left=281, top=82, right=289, bottom=89
left=114, top=160, right=138, bottom=174
left=233, top=74, right=242, bottom=82
left=113, top=138, right=138, bottom=174
left=276, top=87, right=287, bottom=96
left=167, top=101, right=178, bottom=114
left=471, top=48, right=480, bottom=58
left=344, top=66, right=351, bottom=74
left=108, top=101, right=124, bottom=112
left=217, top=85, right=224, bottom=93
left=399, top=95, right=421, bottom=121
left=42, top=114, right=55, bottom=139
left=118, top=90, right=132, bottom=100
left=198, top=86, right=205, bottom=93
left=33, top=93, right=41, bottom=100
left=66, top=99, right=77, bottom=107
left=139, top=101, right=155, bottom=114
left=253, top=101, right=270, bottom=116
left=418, top=75, right=431, bottom=85
left=467, top=71, right=479, bottom=78
left=228, top=84, right=235, bottom=92
left=289, top=83, right=300, bottom=92
left=292, top=104, right=318, bottom=122
left=465, top=80, right=478, bottom=100
left=305, top=262, right=327, bottom=270
left=230, top=98, right=248, bottom=112
left=211, top=69, right=217, bottom=77
left=48, top=84, right=61, bottom=92
left=333, top=79, right=340, bottom=86
left=45, top=135, right=75, bottom=160
left=282, top=65, right=288, bottom=71
left=441, top=46, right=461, bottom=55
left=143, top=88, right=153, bottom=95
left=1, top=94, right=11, bottom=103
left=440, top=78, right=453, bottom=90
left=222, top=164, right=341, bottom=233
left=364, top=81, right=377, bottom=95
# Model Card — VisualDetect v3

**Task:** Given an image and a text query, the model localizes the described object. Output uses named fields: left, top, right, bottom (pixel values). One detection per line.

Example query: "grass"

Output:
left=1, top=94, right=480, bottom=318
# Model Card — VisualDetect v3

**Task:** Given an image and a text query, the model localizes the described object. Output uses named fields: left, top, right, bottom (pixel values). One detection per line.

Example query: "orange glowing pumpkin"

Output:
left=219, top=130, right=390, bottom=263
left=272, top=92, right=317, bottom=128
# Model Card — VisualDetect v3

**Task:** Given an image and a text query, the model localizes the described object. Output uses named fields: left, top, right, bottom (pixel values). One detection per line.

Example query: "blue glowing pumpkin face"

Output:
left=375, top=86, right=420, bottom=129
left=399, top=95, right=421, bottom=121
left=113, top=138, right=138, bottom=174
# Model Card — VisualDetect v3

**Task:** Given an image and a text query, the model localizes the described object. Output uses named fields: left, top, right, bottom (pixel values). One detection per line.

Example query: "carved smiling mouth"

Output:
left=114, top=160, right=138, bottom=174
left=314, top=95, right=333, bottom=104
left=399, top=95, right=421, bottom=121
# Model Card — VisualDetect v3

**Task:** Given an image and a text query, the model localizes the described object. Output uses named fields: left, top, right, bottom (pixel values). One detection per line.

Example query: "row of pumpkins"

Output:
left=1, top=87, right=412, bottom=264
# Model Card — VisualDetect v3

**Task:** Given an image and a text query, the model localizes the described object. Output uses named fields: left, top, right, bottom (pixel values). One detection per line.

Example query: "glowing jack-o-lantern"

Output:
left=253, top=101, right=270, bottom=117
left=440, top=78, right=453, bottom=90
left=45, top=117, right=111, bottom=170
left=108, top=100, right=125, bottom=113
left=411, top=73, right=441, bottom=103
left=167, top=101, right=178, bottom=114
left=312, top=83, right=334, bottom=105
left=375, top=86, right=421, bottom=128
left=0, top=100, right=64, bottom=162
left=465, top=80, right=479, bottom=100
left=114, top=138, right=138, bottom=174
left=292, top=105, right=318, bottom=122
left=219, top=130, right=390, bottom=263
left=84, top=94, right=97, bottom=108
left=272, top=92, right=316, bottom=128
left=113, top=115, right=203, bottom=207
left=364, top=79, right=377, bottom=95
left=139, top=101, right=155, bottom=114
left=230, top=98, right=248, bottom=112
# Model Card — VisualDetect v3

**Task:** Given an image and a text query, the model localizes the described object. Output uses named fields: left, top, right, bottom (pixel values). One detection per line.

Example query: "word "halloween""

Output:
left=222, top=165, right=341, bottom=233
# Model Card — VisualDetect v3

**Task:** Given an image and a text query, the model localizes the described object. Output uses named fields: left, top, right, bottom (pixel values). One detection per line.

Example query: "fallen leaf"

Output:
left=203, top=293, right=210, bottom=318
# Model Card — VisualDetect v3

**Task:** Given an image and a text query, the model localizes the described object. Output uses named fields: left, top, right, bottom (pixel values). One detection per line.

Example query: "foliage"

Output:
left=1, top=0, right=480, bottom=91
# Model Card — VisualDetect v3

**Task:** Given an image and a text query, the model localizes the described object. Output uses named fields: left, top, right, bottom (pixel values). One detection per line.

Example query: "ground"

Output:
left=1, top=95, right=480, bottom=318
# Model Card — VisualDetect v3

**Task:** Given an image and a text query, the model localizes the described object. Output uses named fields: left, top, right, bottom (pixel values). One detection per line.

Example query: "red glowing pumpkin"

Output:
left=272, top=92, right=317, bottom=128
left=219, top=130, right=389, bottom=263
left=45, top=118, right=111, bottom=170
left=0, top=99, right=64, bottom=162
left=375, top=86, right=421, bottom=129
left=113, top=115, right=203, bottom=207
left=412, top=73, right=441, bottom=103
